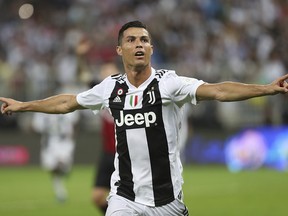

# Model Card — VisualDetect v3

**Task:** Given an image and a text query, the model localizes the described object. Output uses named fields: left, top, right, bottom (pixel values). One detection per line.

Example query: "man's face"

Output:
left=117, top=27, right=153, bottom=70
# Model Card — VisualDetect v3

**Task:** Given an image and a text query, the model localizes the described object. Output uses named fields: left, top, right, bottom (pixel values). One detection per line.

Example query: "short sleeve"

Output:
left=76, top=77, right=114, bottom=114
left=161, top=72, right=204, bottom=106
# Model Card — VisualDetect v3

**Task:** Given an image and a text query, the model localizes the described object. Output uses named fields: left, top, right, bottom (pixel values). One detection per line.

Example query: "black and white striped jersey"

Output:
left=76, top=68, right=204, bottom=207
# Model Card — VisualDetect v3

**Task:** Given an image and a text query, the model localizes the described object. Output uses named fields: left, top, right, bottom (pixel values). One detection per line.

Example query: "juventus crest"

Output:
left=147, top=87, right=156, bottom=105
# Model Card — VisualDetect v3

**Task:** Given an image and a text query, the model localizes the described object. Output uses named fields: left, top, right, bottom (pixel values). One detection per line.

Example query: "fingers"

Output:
left=279, top=84, right=288, bottom=94
left=0, top=99, right=5, bottom=114
left=283, top=80, right=288, bottom=88
left=1, top=102, right=7, bottom=114
left=279, top=74, right=288, bottom=83
left=1, top=103, right=13, bottom=115
left=281, top=76, right=288, bottom=91
left=275, top=74, right=288, bottom=93
left=0, top=97, right=9, bottom=100
left=0, top=98, right=4, bottom=112
left=0, top=97, right=10, bottom=115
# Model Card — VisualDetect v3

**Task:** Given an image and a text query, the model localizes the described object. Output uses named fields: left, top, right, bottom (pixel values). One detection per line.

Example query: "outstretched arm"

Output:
left=0, top=94, right=85, bottom=115
left=196, top=74, right=288, bottom=102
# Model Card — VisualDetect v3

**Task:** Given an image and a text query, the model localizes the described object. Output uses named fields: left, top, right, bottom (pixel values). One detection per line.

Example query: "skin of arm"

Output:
left=0, top=94, right=85, bottom=115
left=1, top=73, right=288, bottom=114
left=196, top=74, right=288, bottom=102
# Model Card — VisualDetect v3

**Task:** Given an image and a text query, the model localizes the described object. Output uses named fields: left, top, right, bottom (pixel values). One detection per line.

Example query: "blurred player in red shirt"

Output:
left=89, top=62, right=118, bottom=214
left=92, top=109, right=115, bottom=214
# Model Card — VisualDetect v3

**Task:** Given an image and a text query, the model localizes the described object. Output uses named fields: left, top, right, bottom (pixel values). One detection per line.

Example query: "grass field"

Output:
left=0, top=165, right=287, bottom=216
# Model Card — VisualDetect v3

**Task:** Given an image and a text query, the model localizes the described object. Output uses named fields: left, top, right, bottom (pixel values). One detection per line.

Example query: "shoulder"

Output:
left=154, top=68, right=203, bottom=86
left=91, top=73, right=124, bottom=86
left=155, top=69, right=172, bottom=78
left=154, top=69, right=181, bottom=97
left=110, top=73, right=126, bottom=84
left=89, top=73, right=124, bottom=91
left=155, top=69, right=175, bottom=81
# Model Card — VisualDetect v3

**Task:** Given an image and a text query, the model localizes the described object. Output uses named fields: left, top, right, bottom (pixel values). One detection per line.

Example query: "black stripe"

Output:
left=111, top=73, right=121, bottom=78
left=143, top=78, right=174, bottom=206
left=109, top=81, right=135, bottom=201
left=155, top=69, right=167, bottom=79
left=183, top=205, right=189, bottom=216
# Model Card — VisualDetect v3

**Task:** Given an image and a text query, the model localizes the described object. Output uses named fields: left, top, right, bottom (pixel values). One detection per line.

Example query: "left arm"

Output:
left=196, top=74, right=288, bottom=102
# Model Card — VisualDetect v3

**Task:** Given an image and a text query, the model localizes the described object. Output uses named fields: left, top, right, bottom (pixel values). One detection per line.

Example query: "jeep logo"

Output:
left=115, top=110, right=156, bottom=127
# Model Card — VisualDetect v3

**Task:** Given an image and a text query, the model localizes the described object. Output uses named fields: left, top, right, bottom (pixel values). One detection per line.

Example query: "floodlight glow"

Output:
left=19, top=3, right=34, bottom=19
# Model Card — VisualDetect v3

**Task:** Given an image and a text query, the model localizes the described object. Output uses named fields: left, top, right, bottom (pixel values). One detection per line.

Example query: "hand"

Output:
left=270, top=74, right=288, bottom=95
left=0, top=97, right=21, bottom=115
left=75, top=37, right=92, bottom=56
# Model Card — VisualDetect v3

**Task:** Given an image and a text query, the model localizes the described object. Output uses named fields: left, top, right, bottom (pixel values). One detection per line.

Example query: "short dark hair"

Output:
left=117, top=20, right=149, bottom=45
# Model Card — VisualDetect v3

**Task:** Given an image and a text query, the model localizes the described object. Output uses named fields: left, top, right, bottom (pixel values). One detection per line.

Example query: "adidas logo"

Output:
left=113, top=96, right=122, bottom=103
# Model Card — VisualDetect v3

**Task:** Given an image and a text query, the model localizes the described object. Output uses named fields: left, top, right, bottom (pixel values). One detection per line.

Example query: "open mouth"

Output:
left=135, top=51, right=144, bottom=57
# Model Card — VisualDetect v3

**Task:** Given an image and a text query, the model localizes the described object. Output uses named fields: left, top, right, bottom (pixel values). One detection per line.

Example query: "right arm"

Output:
left=0, top=94, right=85, bottom=115
left=196, top=74, right=288, bottom=102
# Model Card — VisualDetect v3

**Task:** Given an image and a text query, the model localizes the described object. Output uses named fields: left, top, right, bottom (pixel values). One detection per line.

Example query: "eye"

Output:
left=141, top=38, right=149, bottom=43
left=127, top=37, right=134, bottom=42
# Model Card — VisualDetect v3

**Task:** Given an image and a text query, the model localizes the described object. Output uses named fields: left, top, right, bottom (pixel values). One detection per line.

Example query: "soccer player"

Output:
left=32, top=111, right=79, bottom=202
left=92, top=109, right=115, bottom=214
left=89, top=63, right=118, bottom=215
left=1, top=21, right=288, bottom=216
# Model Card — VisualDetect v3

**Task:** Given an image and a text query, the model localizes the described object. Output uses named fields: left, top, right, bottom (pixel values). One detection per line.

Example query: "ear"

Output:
left=116, top=46, right=122, bottom=56
left=151, top=45, right=153, bottom=55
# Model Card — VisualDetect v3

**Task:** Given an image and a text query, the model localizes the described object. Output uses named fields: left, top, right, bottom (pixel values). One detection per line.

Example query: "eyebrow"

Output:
left=125, top=35, right=150, bottom=41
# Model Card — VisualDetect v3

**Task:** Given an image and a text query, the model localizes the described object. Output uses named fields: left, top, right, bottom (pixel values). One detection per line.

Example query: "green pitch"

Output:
left=0, top=165, right=287, bottom=216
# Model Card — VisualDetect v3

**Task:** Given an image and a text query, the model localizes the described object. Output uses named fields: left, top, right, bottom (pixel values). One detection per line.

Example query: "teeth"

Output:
left=135, top=52, right=144, bottom=56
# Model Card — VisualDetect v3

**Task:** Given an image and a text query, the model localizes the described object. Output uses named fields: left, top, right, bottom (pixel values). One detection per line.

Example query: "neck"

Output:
left=125, top=64, right=152, bottom=88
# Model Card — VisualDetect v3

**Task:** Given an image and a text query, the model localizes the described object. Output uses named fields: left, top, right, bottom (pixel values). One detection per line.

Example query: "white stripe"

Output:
left=126, top=128, right=154, bottom=206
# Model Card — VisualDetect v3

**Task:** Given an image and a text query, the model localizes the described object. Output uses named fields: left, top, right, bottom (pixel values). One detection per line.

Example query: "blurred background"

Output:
left=1, top=0, right=288, bottom=167
left=0, top=0, right=288, bottom=215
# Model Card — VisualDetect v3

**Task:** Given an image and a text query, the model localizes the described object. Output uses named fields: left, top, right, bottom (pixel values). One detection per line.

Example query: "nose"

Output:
left=135, top=39, right=143, bottom=48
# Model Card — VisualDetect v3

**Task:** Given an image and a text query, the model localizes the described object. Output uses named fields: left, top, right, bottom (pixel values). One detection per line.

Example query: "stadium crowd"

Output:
left=1, top=0, right=288, bottom=129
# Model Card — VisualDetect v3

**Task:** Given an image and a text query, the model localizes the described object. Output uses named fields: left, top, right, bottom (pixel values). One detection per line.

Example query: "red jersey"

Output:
left=101, top=110, right=116, bottom=154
